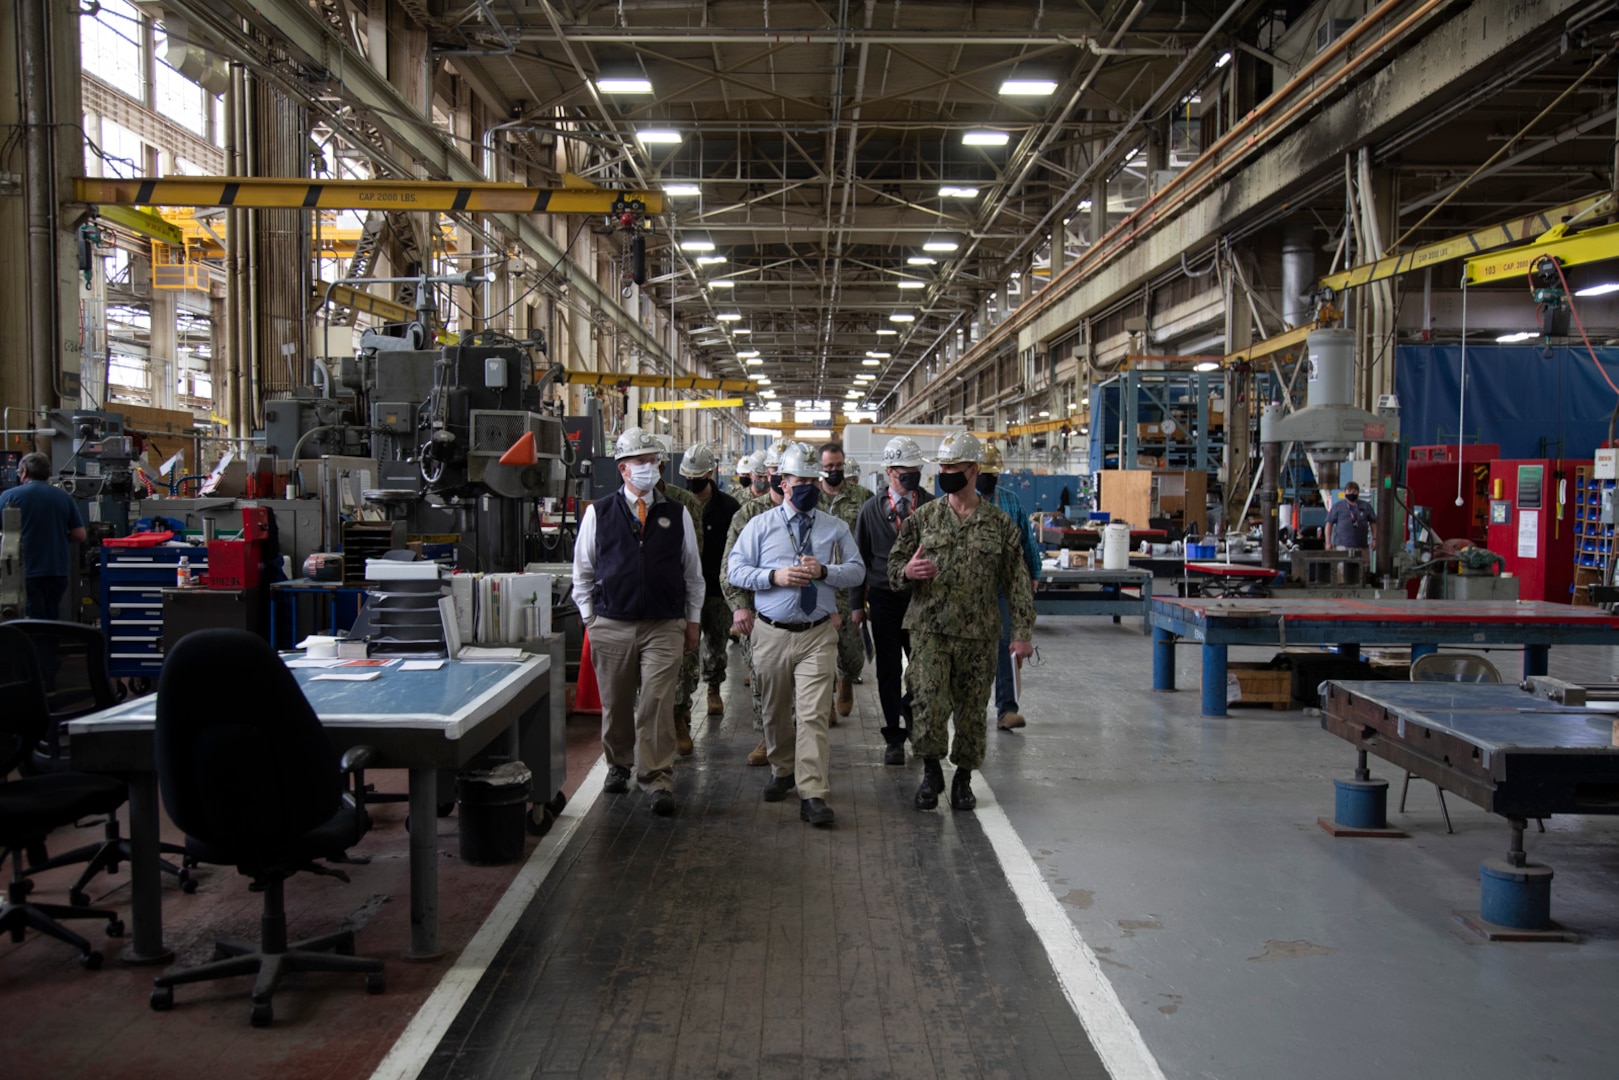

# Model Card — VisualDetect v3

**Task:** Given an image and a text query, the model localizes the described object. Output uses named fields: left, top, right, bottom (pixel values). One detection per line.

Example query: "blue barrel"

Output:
left=1333, top=778, right=1389, bottom=829
left=1479, top=858, right=1554, bottom=930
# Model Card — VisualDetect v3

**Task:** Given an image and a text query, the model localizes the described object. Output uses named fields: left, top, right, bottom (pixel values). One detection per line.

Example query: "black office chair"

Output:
left=0, top=625, right=127, bottom=968
left=150, top=629, right=384, bottom=1026
left=11, top=619, right=195, bottom=904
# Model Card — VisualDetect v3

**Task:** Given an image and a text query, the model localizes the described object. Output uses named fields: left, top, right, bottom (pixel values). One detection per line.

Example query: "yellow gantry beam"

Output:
left=73, top=177, right=664, bottom=215
left=563, top=370, right=755, bottom=392
left=1007, top=418, right=1075, bottom=437
left=640, top=398, right=745, bottom=411
left=1321, top=194, right=1612, bottom=293
left=312, top=281, right=415, bottom=323
left=871, top=424, right=1003, bottom=440
left=1222, top=322, right=1318, bottom=365
left=94, top=204, right=185, bottom=247
left=1463, top=219, right=1619, bottom=285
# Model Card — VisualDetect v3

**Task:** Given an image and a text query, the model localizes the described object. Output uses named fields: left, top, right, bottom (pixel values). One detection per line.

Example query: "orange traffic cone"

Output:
left=573, top=626, right=602, bottom=714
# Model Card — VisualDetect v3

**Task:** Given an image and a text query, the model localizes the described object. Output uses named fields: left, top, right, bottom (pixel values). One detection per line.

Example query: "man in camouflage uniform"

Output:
left=652, top=437, right=707, bottom=754
left=887, top=431, right=1036, bottom=812
left=723, top=441, right=791, bottom=765
left=673, top=442, right=742, bottom=755
left=816, top=441, right=874, bottom=724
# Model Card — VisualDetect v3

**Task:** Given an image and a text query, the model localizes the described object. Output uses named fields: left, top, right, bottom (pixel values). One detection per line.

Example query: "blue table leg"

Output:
left=1410, top=644, right=1438, bottom=663
left=1152, top=627, right=1176, bottom=691
left=1523, top=644, right=1550, bottom=679
left=1202, top=643, right=1228, bottom=717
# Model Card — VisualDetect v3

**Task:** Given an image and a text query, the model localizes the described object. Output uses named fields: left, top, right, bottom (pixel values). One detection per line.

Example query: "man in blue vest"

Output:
left=0, top=452, right=86, bottom=619
left=572, top=427, right=704, bottom=816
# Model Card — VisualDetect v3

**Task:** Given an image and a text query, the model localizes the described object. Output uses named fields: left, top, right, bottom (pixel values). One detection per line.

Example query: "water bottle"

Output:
left=177, top=556, right=190, bottom=587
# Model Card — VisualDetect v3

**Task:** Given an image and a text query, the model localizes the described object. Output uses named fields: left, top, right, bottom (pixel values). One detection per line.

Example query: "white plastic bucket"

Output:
left=1102, top=522, right=1131, bottom=570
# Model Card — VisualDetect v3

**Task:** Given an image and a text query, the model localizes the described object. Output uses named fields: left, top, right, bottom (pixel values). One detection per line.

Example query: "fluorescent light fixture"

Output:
left=755, top=377, right=771, bottom=385
left=760, top=390, right=778, bottom=398
left=636, top=128, right=683, bottom=145
left=897, top=279, right=926, bottom=290
left=1038, top=410, right=1050, bottom=417
left=1495, top=331, right=1536, bottom=343
left=730, top=327, right=752, bottom=335
left=861, top=359, right=881, bottom=367
left=922, top=237, right=960, bottom=252
left=963, top=130, right=1009, bottom=147
left=597, top=77, right=653, bottom=94
left=875, top=328, right=898, bottom=336
left=855, top=374, right=875, bottom=382
left=1215, top=52, right=1232, bottom=68
left=708, top=279, right=735, bottom=289
left=663, top=183, right=701, bottom=197
left=889, top=312, right=916, bottom=323
left=679, top=237, right=716, bottom=252
left=716, top=312, right=743, bottom=322
left=695, top=255, right=726, bottom=265
left=795, top=429, right=833, bottom=439
left=939, top=185, right=980, bottom=198
left=907, top=256, right=938, bottom=267
left=1081, top=396, right=1089, bottom=405
left=1193, top=360, right=1220, bottom=372
left=737, top=349, right=760, bottom=359
left=999, top=78, right=1058, bottom=96
left=1575, top=282, right=1619, bottom=297
left=865, top=351, right=891, bottom=359
left=845, top=390, right=862, bottom=398
left=1079, top=199, right=1093, bottom=211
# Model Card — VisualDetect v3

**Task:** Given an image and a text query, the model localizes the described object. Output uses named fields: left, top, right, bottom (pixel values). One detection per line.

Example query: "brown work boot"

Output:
left=706, top=683, right=725, bottom=715
left=674, top=707, right=693, bottom=756
left=836, top=676, right=853, bottom=717
left=997, top=711, right=1027, bottom=731
left=747, top=737, right=769, bottom=766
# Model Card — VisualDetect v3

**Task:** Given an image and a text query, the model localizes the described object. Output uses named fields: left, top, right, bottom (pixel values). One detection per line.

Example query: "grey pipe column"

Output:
left=1260, top=405, right=1282, bottom=571
left=21, top=0, right=58, bottom=426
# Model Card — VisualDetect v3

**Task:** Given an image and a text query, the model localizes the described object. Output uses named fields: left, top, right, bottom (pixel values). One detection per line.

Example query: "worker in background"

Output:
left=853, top=436, right=931, bottom=764
left=733, top=455, right=753, bottom=498
left=723, top=441, right=791, bottom=765
left=977, top=443, right=1042, bottom=731
left=816, top=441, right=875, bottom=725
left=889, top=431, right=1036, bottom=812
left=652, top=436, right=708, bottom=756
left=675, top=442, right=742, bottom=751
left=571, top=427, right=703, bottom=817
left=728, top=443, right=865, bottom=827
left=1326, top=481, right=1377, bottom=552
left=0, top=452, right=86, bottom=619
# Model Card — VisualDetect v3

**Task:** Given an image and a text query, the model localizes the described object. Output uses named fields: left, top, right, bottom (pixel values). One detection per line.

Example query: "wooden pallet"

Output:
left=1226, top=661, right=1293, bottom=710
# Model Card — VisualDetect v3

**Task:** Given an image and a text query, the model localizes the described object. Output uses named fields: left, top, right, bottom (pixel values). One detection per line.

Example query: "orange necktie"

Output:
left=636, top=498, right=647, bottom=527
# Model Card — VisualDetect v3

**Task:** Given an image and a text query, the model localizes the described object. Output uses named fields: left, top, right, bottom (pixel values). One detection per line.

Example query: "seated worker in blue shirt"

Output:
left=0, top=452, right=87, bottom=619
left=727, top=444, right=865, bottom=826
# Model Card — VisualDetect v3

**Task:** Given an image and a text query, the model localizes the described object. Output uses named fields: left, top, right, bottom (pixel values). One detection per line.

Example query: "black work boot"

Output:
left=950, top=768, right=977, bottom=812
left=914, top=757, right=945, bottom=810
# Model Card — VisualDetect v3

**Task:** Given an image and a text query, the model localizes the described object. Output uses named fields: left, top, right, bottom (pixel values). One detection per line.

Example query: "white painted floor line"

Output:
left=974, top=777, right=1169, bottom=1080
left=368, top=757, right=608, bottom=1080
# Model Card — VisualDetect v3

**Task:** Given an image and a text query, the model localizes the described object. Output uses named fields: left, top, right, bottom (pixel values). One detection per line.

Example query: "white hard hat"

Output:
left=779, top=443, right=820, bottom=479
left=764, top=437, right=793, bottom=470
left=881, top=435, right=924, bottom=469
left=614, top=426, right=664, bottom=460
left=747, top=448, right=769, bottom=476
left=931, top=430, right=983, bottom=465
left=843, top=457, right=859, bottom=476
left=652, top=433, right=675, bottom=460
left=735, top=456, right=753, bottom=476
left=680, top=443, right=717, bottom=477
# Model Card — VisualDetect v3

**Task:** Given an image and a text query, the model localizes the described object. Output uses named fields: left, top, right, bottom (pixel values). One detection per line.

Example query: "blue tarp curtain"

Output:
left=1394, top=344, right=1619, bottom=461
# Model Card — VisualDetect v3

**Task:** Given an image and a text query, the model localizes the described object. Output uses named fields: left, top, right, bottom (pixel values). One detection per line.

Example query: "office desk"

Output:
left=68, top=656, right=550, bottom=962
left=1150, top=597, right=1619, bottom=718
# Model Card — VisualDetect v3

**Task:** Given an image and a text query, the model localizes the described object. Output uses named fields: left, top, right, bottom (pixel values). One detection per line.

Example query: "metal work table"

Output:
left=67, top=656, right=551, bottom=962
left=1150, top=597, right=1619, bottom=717
left=1034, top=566, right=1153, bottom=633
left=267, top=578, right=368, bottom=649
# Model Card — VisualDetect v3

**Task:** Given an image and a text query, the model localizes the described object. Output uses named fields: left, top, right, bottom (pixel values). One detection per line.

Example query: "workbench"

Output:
left=1150, top=597, right=1619, bottom=717
left=1034, top=566, right=1153, bottom=633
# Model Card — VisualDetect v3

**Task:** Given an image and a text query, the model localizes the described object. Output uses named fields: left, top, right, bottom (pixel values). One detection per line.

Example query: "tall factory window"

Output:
left=81, top=0, right=143, bottom=88
left=153, top=27, right=207, bottom=136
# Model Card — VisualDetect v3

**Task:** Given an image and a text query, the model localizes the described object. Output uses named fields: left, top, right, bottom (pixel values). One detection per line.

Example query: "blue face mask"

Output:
left=788, top=484, right=819, bottom=512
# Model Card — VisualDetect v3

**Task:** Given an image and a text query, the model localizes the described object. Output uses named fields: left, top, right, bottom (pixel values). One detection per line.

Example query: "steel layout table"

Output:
left=1034, top=566, right=1153, bottom=634
left=67, top=656, right=550, bottom=962
left=1318, top=680, right=1619, bottom=819
left=1150, top=597, right=1619, bottom=717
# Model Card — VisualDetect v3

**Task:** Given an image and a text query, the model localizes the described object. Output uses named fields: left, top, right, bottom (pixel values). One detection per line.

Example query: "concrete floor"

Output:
left=986, top=619, right=1619, bottom=1079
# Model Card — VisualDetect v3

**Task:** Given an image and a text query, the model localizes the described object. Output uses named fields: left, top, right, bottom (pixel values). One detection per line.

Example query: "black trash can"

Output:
left=456, top=759, right=533, bottom=865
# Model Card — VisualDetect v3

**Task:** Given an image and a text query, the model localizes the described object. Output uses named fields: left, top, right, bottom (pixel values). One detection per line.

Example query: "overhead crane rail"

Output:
left=72, top=177, right=664, bottom=216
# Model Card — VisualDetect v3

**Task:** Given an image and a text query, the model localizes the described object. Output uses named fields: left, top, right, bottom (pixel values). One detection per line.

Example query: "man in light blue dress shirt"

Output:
left=728, top=445, right=865, bottom=826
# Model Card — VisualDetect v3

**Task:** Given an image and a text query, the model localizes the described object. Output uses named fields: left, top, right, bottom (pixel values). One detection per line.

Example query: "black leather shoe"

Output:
left=950, top=769, right=976, bottom=812
left=649, top=790, right=676, bottom=816
left=800, top=798, right=835, bottom=826
left=603, top=766, right=630, bottom=794
left=914, top=757, right=944, bottom=810
left=762, top=773, right=796, bottom=802
left=883, top=743, right=905, bottom=766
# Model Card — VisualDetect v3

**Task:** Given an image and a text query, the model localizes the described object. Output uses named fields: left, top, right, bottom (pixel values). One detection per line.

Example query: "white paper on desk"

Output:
left=309, top=671, right=382, bottom=682
left=400, top=659, right=445, bottom=671
left=458, top=646, right=524, bottom=662
left=284, top=658, right=343, bottom=669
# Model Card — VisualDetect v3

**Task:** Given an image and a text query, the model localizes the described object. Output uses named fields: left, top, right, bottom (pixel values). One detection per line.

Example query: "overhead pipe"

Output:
left=515, top=28, right=1194, bottom=49
left=22, top=0, right=59, bottom=425
left=889, top=0, right=1444, bottom=421
left=225, top=61, right=242, bottom=440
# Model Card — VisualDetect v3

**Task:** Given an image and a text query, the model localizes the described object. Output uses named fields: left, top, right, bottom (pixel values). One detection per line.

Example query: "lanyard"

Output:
left=782, top=506, right=815, bottom=558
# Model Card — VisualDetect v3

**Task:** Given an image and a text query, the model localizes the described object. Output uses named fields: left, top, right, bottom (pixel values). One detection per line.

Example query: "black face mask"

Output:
left=768, top=474, right=783, bottom=493
left=898, top=471, right=922, bottom=492
left=823, top=469, right=844, bottom=488
left=938, top=471, right=969, bottom=495
left=736, top=475, right=748, bottom=488
left=788, top=484, right=819, bottom=512
left=686, top=476, right=711, bottom=494
left=1345, top=492, right=1359, bottom=502
left=976, top=473, right=998, bottom=496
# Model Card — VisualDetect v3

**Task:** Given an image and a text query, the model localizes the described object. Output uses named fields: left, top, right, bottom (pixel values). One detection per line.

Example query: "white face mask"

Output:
left=626, top=462, right=661, bottom=492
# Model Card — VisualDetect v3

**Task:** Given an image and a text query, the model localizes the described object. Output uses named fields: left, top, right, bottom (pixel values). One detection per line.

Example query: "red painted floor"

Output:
left=0, top=712, right=604, bottom=1080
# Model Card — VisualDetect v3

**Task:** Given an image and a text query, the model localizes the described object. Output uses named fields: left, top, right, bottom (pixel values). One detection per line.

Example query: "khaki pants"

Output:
left=590, top=616, right=684, bottom=792
left=752, top=618, right=837, bottom=799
